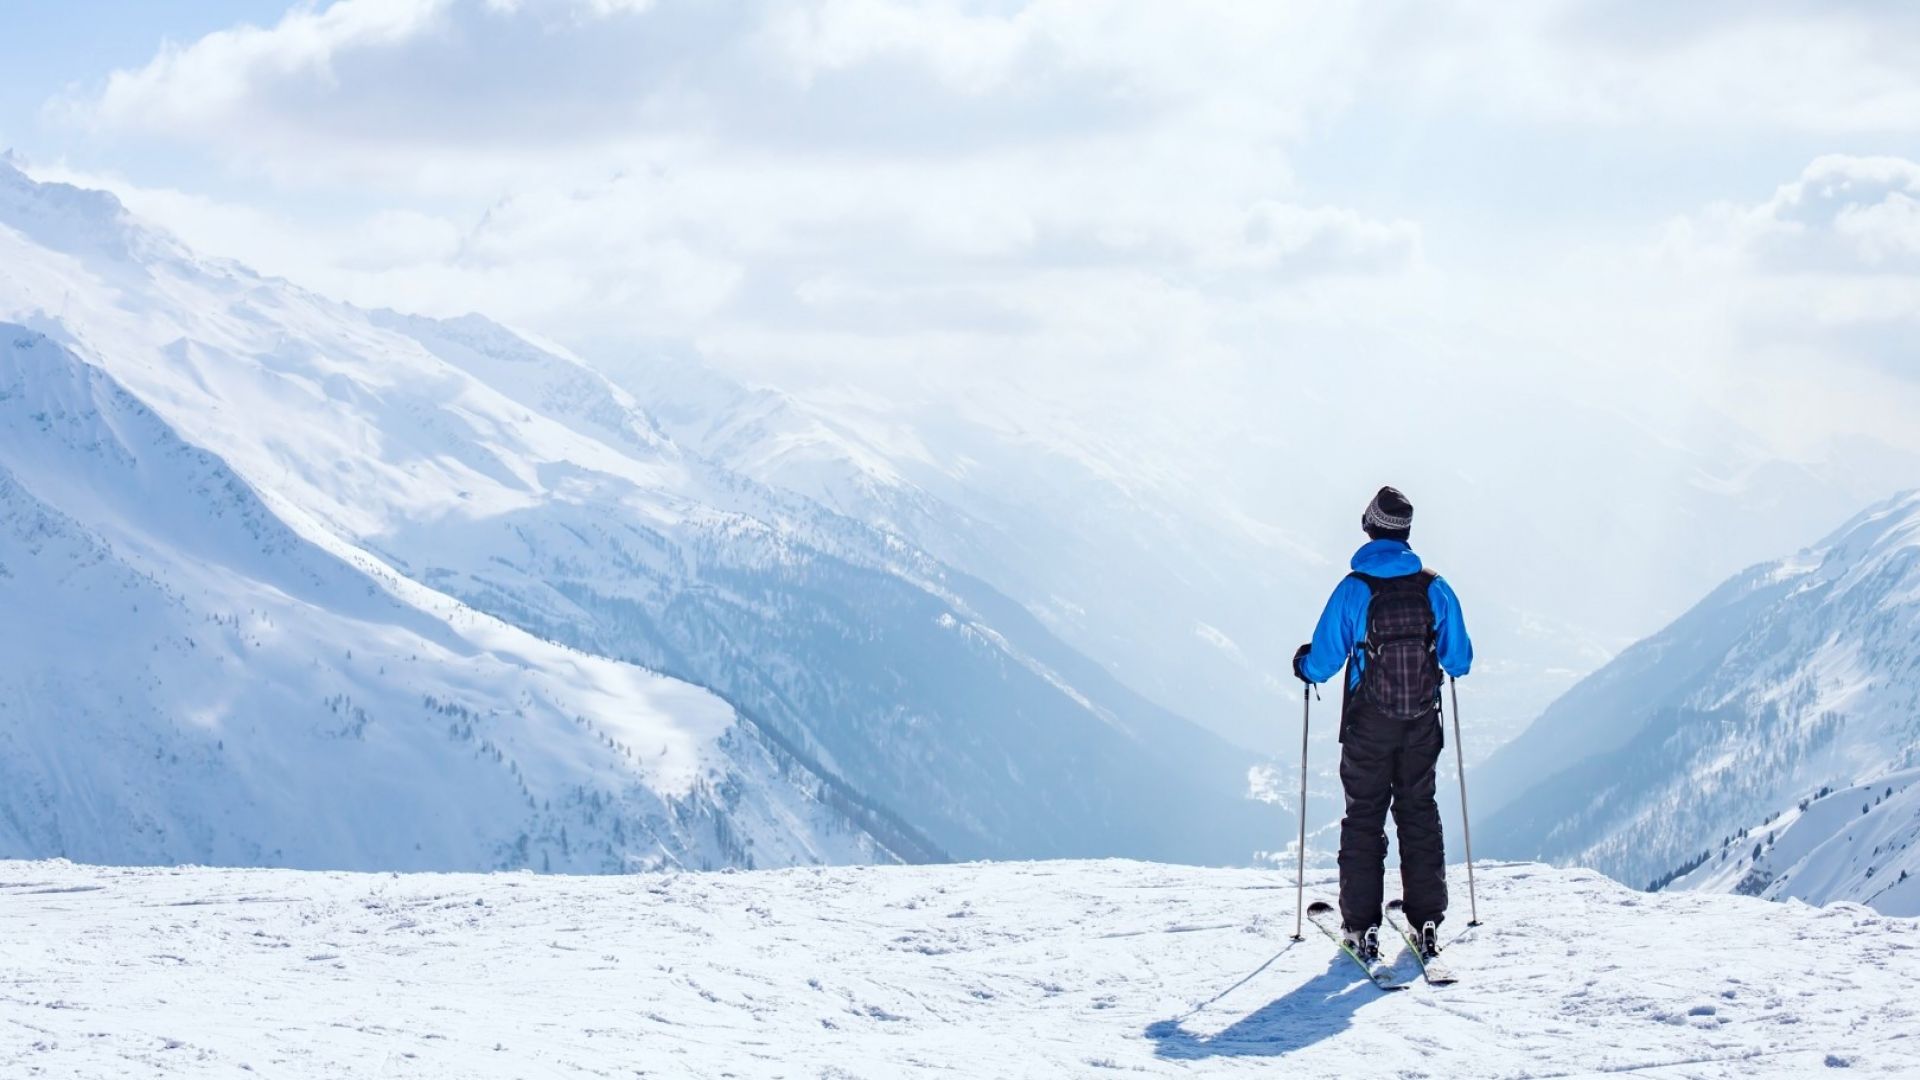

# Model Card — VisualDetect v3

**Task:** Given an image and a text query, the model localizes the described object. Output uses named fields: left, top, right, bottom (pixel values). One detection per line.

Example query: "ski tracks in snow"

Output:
left=1, top=859, right=1915, bottom=1078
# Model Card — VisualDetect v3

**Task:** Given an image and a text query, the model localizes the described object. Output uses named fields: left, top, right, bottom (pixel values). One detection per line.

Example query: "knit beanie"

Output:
left=1362, top=486, right=1413, bottom=539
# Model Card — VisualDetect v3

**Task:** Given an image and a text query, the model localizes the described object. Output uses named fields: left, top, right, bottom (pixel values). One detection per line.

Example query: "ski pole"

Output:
left=1292, top=682, right=1311, bottom=942
left=1449, top=677, right=1480, bottom=926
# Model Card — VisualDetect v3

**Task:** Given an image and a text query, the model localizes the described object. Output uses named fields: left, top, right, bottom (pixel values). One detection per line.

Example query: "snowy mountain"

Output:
left=0, top=159, right=1277, bottom=868
left=1479, top=491, right=1920, bottom=914
left=599, top=350, right=1325, bottom=754
left=0, top=326, right=899, bottom=872
left=1666, top=767, right=1920, bottom=917
left=5, top=856, right=1914, bottom=1078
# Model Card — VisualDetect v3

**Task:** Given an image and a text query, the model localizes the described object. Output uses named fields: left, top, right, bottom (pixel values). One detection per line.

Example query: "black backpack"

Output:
left=1348, top=570, right=1443, bottom=720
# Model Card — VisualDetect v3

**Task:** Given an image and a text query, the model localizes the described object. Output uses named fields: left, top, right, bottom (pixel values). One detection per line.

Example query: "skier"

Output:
left=1293, top=486, right=1471, bottom=967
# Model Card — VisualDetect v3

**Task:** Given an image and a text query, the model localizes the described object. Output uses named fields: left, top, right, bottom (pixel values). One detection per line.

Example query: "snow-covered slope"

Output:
left=4, top=857, right=1914, bottom=1078
left=0, top=160, right=1276, bottom=866
left=1667, top=767, right=1920, bottom=917
left=0, top=326, right=897, bottom=871
left=602, top=351, right=1334, bottom=753
left=1480, top=491, right=1920, bottom=913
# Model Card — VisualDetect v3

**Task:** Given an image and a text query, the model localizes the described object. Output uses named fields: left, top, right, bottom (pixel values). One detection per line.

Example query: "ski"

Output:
left=1384, top=899, right=1458, bottom=985
left=1305, top=901, right=1406, bottom=990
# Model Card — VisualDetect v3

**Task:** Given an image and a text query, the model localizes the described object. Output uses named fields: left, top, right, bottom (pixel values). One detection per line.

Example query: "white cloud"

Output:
left=20, top=3, right=1920, bottom=734
left=22, top=163, right=469, bottom=301
left=75, top=0, right=451, bottom=139
left=1670, top=155, right=1920, bottom=281
left=1372, top=1, right=1920, bottom=134
left=1233, top=202, right=1421, bottom=274
left=42, top=0, right=1433, bottom=375
left=29, top=0, right=1920, bottom=450
left=1767, top=156, right=1920, bottom=271
left=1840, top=193, right=1920, bottom=268
left=1644, top=155, right=1920, bottom=448
left=766, top=0, right=1038, bottom=96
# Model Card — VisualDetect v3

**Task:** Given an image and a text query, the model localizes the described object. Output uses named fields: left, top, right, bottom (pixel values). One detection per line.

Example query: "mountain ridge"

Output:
left=0, top=323, right=900, bottom=871
left=1480, top=489, right=1920, bottom=914
left=0, top=158, right=1278, bottom=869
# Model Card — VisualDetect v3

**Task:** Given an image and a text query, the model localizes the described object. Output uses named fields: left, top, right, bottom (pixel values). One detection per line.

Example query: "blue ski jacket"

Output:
left=1297, top=539, right=1472, bottom=688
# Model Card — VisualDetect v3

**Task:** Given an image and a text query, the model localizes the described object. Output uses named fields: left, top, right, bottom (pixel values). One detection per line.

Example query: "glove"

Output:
left=1292, top=643, right=1314, bottom=685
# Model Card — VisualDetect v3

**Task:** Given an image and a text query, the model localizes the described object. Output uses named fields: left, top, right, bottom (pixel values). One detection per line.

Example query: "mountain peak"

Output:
left=0, top=157, right=174, bottom=271
left=1821, top=486, right=1920, bottom=557
left=0, top=155, right=127, bottom=217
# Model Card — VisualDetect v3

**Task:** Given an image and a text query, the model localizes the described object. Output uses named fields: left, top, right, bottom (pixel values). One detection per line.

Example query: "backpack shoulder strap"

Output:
left=1352, top=569, right=1433, bottom=593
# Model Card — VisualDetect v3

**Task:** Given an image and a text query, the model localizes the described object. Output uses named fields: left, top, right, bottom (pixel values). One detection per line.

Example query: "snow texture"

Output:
left=1672, top=767, right=1920, bottom=917
left=2, top=858, right=1915, bottom=1078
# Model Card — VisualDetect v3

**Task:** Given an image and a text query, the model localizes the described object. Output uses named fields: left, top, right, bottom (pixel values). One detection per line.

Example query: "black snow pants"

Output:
left=1338, top=699, right=1447, bottom=932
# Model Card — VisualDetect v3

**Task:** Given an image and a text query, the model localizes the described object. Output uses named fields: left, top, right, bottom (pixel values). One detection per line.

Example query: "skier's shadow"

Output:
left=1144, top=954, right=1380, bottom=1060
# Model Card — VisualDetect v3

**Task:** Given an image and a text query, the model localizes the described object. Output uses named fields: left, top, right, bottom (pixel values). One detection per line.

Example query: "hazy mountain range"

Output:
left=0, top=159, right=1274, bottom=870
left=6, top=156, right=1918, bottom=912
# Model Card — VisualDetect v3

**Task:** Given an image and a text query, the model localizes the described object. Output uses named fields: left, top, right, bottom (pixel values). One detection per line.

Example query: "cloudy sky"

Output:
left=5, top=0, right=1920, bottom=739
left=3, top=2, right=1913, bottom=397
left=4, top=0, right=1918, bottom=512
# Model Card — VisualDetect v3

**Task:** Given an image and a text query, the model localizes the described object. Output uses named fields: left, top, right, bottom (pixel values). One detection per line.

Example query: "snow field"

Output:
left=3, top=858, right=1915, bottom=1078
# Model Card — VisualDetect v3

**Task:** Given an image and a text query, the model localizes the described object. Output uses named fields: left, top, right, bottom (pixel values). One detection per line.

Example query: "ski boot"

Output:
left=1417, top=921, right=1442, bottom=961
left=1341, top=924, right=1383, bottom=964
